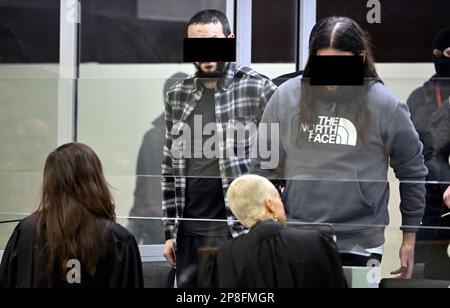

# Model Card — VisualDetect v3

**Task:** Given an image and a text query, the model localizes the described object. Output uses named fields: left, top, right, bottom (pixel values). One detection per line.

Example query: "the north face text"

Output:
left=301, top=116, right=358, bottom=146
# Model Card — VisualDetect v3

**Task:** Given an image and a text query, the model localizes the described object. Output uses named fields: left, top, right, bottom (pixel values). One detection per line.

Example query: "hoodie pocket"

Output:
left=285, top=171, right=384, bottom=224
left=357, top=177, right=389, bottom=209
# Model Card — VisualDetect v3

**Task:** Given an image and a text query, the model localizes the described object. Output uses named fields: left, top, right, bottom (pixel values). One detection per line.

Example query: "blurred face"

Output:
left=187, top=22, right=234, bottom=77
left=317, top=47, right=356, bottom=91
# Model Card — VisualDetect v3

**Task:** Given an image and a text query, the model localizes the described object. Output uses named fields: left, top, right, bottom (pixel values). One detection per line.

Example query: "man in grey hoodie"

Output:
left=253, top=17, right=427, bottom=279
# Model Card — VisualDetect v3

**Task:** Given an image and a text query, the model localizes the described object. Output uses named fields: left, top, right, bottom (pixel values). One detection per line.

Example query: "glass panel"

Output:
left=80, top=0, right=227, bottom=64
left=251, top=0, right=297, bottom=80
left=252, top=0, right=297, bottom=63
left=2, top=0, right=450, bottom=289
left=78, top=1, right=229, bottom=245
left=0, top=0, right=60, bottom=249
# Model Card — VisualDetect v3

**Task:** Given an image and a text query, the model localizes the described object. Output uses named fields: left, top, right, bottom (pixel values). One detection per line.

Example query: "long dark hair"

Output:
left=36, top=143, right=116, bottom=282
left=299, top=16, right=381, bottom=146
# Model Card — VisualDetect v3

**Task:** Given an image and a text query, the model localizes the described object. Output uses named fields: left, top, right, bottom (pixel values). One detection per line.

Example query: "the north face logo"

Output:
left=301, top=116, right=358, bottom=146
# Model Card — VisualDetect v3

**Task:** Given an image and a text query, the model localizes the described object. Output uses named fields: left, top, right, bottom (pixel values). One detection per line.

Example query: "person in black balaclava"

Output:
left=433, top=27, right=450, bottom=78
left=408, top=27, right=450, bottom=264
left=408, top=27, right=450, bottom=143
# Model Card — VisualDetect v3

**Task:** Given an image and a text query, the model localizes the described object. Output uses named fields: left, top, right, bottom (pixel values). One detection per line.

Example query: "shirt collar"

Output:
left=251, top=219, right=280, bottom=231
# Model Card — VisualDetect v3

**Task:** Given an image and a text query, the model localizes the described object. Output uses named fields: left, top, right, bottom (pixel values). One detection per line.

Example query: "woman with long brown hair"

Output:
left=0, top=143, right=143, bottom=288
left=253, top=17, right=427, bottom=278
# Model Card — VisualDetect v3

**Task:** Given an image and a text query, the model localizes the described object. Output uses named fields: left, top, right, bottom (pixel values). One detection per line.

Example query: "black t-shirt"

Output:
left=185, top=87, right=220, bottom=178
left=181, top=85, right=229, bottom=237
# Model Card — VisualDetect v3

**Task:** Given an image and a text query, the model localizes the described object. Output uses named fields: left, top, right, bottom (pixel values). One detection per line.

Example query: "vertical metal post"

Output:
left=297, top=0, right=316, bottom=70
left=226, top=0, right=235, bottom=33
left=236, top=0, right=252, bottom=67
left=58, top=0, right=80, bottom=144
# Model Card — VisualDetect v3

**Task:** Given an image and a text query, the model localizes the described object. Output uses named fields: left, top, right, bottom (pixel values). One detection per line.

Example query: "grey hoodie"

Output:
left=253, top=77, right=428, bottom=251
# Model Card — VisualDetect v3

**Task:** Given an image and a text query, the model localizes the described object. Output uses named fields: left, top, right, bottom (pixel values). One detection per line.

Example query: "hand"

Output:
left=391, top=232, right=415, bottom=279
left=444, top=186, right=450, bottom=209
left=163, top=239, right=176, bottom=267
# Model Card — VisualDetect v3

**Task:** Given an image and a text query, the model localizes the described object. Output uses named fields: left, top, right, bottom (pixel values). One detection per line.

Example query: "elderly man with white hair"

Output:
left=198, top=175, right=347, bottom=288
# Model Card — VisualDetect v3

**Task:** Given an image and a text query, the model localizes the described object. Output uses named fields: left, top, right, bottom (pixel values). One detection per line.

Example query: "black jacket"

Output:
left=408, top=77, right=450, bottom=226
left=422, top=103, right=450, bottom=280
left=0, top=214, right=144, bottom=288
left=426, top=102, right=450, bottom=186
left=407, top=77, right=450, bottom=145
left=199, top=220, right=347, bottom=288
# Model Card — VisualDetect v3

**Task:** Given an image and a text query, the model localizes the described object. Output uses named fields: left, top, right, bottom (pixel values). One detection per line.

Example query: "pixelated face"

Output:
left=316, top=47, right=358, bottom=91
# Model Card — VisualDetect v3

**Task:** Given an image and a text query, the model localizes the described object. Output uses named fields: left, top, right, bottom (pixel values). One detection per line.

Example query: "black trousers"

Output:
left=176, top=233, right=230, bottom=288
left=424, top=241, right=450, bottom=280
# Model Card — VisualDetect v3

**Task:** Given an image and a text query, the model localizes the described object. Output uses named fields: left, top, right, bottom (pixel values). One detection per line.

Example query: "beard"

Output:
left=194, top=62, right=227, bottom=79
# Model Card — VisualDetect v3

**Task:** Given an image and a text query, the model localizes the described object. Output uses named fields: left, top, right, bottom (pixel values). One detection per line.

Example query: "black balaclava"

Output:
left=433, top=27, right=450, bottom=78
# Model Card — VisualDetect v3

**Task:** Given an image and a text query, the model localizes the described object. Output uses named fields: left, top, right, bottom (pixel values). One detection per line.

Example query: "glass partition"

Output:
left=1, top=0, right=450, bottom=289
left=0, top=0, right=61, bottom=249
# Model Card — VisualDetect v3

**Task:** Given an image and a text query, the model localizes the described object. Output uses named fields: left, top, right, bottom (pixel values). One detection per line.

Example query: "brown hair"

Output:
left=36, top=143, right=116, bottom=282
left=299, top=17, right=382, bottom=146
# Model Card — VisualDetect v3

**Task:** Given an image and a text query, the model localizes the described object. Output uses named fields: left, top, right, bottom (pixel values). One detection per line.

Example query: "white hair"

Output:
left=226, top=174, right=276, bottom=228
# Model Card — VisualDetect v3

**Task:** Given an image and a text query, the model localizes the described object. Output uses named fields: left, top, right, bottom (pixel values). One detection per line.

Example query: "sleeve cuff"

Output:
left=401, top=215, right=423, bottom=233
left=165, top=229, right=174, bottom=241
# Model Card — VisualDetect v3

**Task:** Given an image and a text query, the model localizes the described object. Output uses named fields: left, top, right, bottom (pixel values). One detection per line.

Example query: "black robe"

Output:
left=199, top=220, right=347, bottom=288
left=0, top=214, right=144, bottom=288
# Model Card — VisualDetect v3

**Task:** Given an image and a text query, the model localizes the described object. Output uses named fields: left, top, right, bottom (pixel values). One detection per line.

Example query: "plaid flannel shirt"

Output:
left=162, top=62, right=277, bottom=242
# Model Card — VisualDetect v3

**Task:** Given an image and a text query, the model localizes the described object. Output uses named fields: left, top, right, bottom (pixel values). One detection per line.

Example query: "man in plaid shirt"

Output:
left=162, top=10, right=276, bottom=287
